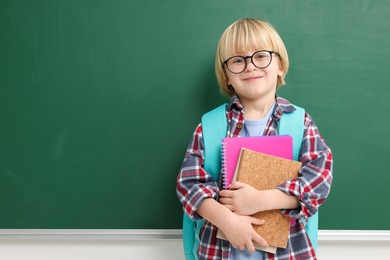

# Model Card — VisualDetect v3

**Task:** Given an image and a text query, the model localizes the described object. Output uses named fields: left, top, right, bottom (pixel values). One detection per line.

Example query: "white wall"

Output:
left=0, top=230, right=389, bottom=260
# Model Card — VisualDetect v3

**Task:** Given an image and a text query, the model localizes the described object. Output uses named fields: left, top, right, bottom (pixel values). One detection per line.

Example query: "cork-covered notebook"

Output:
left=220, top=136, right=293, bottom=190
left=217, top=147, right=301, bottom=252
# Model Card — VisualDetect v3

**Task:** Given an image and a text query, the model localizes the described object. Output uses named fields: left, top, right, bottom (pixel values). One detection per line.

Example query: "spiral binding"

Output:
left=221, top=140, right=228, bottom=190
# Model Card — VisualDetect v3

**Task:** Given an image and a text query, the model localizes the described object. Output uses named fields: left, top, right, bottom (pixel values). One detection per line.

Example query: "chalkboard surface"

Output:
left=1, top=0, right=389, bottom=230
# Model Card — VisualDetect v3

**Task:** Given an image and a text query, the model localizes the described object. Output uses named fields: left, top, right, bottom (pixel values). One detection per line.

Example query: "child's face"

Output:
left=226, top=50, right=283, bottom=103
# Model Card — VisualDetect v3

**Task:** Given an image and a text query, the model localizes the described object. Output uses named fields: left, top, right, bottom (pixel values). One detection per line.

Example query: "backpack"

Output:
left=182, top=104, right=318, bottom=260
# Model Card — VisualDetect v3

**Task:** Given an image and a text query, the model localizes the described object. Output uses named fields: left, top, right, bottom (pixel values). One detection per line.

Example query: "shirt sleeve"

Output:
left=176, top=123, right=220, bottom=220
left=277, top=112, right=333, bottom=220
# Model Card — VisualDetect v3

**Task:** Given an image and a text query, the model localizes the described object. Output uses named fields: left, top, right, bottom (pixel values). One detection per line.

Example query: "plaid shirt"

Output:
left=176, top=95, right=333, bottom=260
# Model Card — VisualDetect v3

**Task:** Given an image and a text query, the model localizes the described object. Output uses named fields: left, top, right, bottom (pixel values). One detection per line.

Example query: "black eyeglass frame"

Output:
left=223, top=50, right=280, bottom=74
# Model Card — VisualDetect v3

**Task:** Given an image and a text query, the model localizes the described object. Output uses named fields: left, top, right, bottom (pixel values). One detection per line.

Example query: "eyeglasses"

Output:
left=223, top=50, right=279, bottom=74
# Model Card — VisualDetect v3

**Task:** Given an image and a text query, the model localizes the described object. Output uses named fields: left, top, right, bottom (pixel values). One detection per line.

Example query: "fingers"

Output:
left=219, top=182, right=246, bottom=198
left=246, top=241, right=256, bottom=253
left=250, top=217, right=268, bottom=248
left=219, top=197, right=233, bottom=205
left=250, top=217, right=265, bottom=226
left=219, top=189, right=233, bottom=198
left=252, top=231, right=268, bottom=248
left=229, top=181, right=247, bottom=190
left=219, top=182, right=246, bottom=194
left=230, top=217, right=267, bottom=253
left=219, top=196, right=233, bottom=210
left=231, top=231, right=267, bottom=253
left=231, top=240, right=254, bottom=252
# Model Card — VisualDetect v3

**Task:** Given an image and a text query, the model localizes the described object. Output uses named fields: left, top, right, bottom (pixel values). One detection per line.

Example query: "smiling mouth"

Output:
left=243, top=75, right=263, bottom=80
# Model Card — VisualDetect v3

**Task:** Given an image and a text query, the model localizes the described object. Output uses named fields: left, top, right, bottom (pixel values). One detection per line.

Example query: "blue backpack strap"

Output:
left=201, top=104, right=228, bottom=179
left=278, top=105, right=319, bottom=253
left=182, top=214, right=197, bottom=260
left=182, top=104, right=227, bottom=260
left=278, top=105, right=304, bottom=161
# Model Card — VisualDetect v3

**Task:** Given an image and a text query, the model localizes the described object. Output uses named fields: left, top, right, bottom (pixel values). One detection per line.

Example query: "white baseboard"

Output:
left=1, top=229, right=390, bottom=241
left=0, top=230, right=389, bottom=260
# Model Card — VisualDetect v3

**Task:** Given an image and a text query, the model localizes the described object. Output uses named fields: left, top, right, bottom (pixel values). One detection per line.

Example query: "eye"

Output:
left=230, top=57, right=245, bottom=64
left=254, top=52, right=269, bottom=60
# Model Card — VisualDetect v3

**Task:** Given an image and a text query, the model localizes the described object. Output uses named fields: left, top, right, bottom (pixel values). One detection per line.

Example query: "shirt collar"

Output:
left=227, top=94, right=243, bottom=111
left=227, top=94, right=297, bottom=116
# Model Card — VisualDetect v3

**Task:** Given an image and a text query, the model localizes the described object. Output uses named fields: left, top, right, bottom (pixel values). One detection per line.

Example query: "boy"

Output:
left=176, top=18, right=333, bottom=259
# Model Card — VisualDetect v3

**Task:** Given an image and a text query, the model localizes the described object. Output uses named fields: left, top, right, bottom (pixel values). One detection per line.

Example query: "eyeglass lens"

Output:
left=226, top=51, right=273, bottom=74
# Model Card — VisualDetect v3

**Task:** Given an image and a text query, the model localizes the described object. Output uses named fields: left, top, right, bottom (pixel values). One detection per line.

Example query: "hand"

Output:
left=219, top=182, right=263, bottom=215
left=220, top=213, right=268, bottom=253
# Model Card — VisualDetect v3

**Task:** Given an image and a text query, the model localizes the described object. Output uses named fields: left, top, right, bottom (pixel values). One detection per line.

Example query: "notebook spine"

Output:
left=221, top=140, right=228, bottom=190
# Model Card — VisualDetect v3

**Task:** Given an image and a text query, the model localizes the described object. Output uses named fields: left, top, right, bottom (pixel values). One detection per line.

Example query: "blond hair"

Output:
left=215, top=18, right=289, bottom=96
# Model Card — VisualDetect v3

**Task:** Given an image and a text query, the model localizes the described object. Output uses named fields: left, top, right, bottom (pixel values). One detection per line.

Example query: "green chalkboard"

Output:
left=1, top=0, right=389, bottom=230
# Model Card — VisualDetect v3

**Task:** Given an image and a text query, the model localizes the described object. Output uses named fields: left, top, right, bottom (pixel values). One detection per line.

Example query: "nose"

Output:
left=245, top=57, right=257, bottom=71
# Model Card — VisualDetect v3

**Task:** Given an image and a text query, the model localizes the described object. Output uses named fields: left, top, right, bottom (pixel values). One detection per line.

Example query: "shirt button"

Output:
left=237, top=124, right=243, bottom=129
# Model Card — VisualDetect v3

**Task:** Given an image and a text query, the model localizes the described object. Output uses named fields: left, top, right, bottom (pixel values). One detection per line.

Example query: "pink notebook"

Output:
left=221, top=136, right=293, bottom=189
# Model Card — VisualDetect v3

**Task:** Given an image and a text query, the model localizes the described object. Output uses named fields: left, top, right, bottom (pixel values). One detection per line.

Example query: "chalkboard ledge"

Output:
left=0, top=230, right=389, bottom=241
